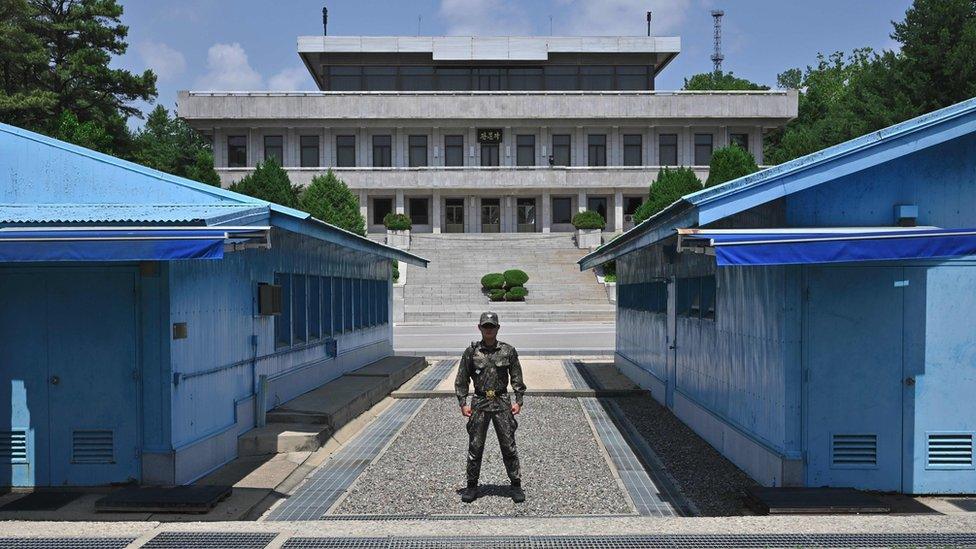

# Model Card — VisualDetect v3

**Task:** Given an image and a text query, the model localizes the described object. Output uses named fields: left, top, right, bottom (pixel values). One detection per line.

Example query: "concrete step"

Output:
left=238, top=355, right=426, bottom=457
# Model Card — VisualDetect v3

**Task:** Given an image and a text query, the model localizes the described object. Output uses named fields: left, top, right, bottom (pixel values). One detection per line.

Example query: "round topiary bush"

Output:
left=488, top=288, right=506, bottom=301
left=503, top=269, right=529, bottom=288
left=572, top=210, right=606, bottom=230
left=383, top=212, right=412, bottom=231
left=504, top=286, right=528, bottom=301
left=481, top=272, right=505, bottom=290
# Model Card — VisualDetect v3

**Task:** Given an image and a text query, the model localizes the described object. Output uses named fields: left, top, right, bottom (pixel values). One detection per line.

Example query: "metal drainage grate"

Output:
left=412, top=359, right=457, bottom=391
left=141, top=532, right=277, bottom=548
left=284, top=533, right=976, bottom=548
left=562, top=360, right=589, bottom=390
left=317, top=513, right=636, bottom=521
left=0, top=539, right=134, bottom=549
left=268, top=398, right=425, bottom=521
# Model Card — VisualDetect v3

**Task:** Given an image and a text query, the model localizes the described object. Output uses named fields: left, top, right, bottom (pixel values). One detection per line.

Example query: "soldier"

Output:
left=455, top=311, right=527, bottom=503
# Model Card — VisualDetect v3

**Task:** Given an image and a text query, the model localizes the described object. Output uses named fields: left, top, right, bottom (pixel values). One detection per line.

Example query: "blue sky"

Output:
left=116, top=0, right=913, bottom=123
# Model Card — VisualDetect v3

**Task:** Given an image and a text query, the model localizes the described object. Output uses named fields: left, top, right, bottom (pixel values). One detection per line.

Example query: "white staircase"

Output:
left=401, top=233, right=614, bottom=324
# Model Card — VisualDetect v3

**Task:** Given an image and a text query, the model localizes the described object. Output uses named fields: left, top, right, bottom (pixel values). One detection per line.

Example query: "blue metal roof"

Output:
left=0, top=123, right=427, bottom=267
left=579, top=96, right=976, bottom=270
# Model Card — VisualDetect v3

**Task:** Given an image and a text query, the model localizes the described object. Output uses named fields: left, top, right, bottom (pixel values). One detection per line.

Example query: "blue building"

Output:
left=0, top=123, right=426, bottom=487
left=580, top=98, right=976, bottom=494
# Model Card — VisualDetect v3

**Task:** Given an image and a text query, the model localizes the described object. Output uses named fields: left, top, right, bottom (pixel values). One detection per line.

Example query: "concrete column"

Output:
left=395, top=190, right=405, bottom=215
left=357, top=128, right=367, bottom=167
left=505, top=195, right=515, bottom=232
left=611, top=126, right=620, bottom=165
left=323, top=128, right=333, bottom=167
left=614, top=190, right=624, bottom=233
left=319, top=127, right=327, bottom=167
left=286, top=127, right=297, bottom=167
left=247, top=128, right=258, bottom=167
left=646, top=127, right=655, bottom=166
left=540, top=126, right=549, bottom=164
left=542, top=190, right=551, bottom=233
left=574, top=127, right=585, bottom=166
left=359, top=190, right=368, bottom=227
left=432, top=190, right=442, bottom=233
left=432, top=127, right=440, bottom=166
left=468, top=195, right=478, bottom=233
left=754, top=127, right=765, bottom=164
left=213, top=128, right=225, bottom=167
left=503, top=126, right=513, bottom=166
left=578, top=190, right=587, bottom=213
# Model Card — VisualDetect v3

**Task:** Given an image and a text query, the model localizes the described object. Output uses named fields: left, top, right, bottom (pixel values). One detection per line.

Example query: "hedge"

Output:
left=503, top=269, right=529, bottom=288
left=383, top=212, right=412, bottom=231
left=504, top=285, right=528, bottom=301
left=481, top=272, right=505, bottom=290
left=488, top=288, right=507, bottom=301
left=572, top=210, right=606, bottom=230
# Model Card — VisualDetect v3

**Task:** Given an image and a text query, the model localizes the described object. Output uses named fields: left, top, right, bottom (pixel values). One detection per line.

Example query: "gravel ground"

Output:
left=333, top=397, right=634, bottom=517
left=610, top=395, right=758, bottom=516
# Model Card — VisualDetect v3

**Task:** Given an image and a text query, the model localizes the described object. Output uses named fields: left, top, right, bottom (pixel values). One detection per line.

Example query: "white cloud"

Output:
left=438, top=0, right=532, bottom=35
left=194, top=42, right=263, bottom=90
left=137, top=41, right=186, bottom=82
left=269, top=66, right=313, bottom=91
left=556, top=0, right=691, bottom=36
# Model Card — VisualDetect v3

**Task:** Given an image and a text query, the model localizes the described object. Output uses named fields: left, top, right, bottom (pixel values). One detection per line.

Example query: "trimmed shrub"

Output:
left=300, top=169, right=366, bottom=235
left=572, top=210, right=606, bottom=230
left=504, top=286, right=528, bottom=301
left=229, top=157, right=301, bottom=209
left=632, top=167, right=703, bottom=224
left=705, top=145, right=759, bottom=188
left=503, top=269, right=529, bottom=288
left=481, top=272, right=505, bottom=290
left=383, top=212, right=412, bottom=231
left=488, top=288, right=507, bottom=301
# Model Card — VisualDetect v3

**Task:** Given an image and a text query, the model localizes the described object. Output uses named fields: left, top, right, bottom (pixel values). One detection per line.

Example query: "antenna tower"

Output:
left=710, top=9, right=724, bottom=74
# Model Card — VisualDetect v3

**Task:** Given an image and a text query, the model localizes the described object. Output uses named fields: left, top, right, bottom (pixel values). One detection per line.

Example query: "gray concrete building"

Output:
left=178, top=35, right=797, bottom=235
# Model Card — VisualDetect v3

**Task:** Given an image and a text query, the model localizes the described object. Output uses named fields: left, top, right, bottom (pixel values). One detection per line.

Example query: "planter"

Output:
left=576, top=228, right=603, bottom=249
left=386, top=229, right=411, bottom=250
left=605, top=281, right=617, bottom=303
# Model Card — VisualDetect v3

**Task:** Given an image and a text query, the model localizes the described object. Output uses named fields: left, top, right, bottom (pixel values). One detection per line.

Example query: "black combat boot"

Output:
left=461, top=483, right=479, bottom=503
left=510, top=482, right=525, bottom=503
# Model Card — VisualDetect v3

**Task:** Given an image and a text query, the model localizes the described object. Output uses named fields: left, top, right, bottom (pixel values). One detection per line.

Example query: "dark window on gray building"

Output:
left=481, top=143, right=499, bottom=166
left=516, top=135, right=535, bottom=166
left=437, top=68, right=471, bottom=90
left=508, top=68, right=543, bottom=90
left=227, top=135, right=247, bottom=167
left=336, top=135, right=356, bottom=167
left=263, top=135, right=283, bottom=164
left=408, top=135, right=428, bottom=167
left=408, top=197, right=429, bottom=225
left=580, top=65, right=614, bottom=90
left=694, top=133, right=713, bottom=165
left=730, top=132, right=749, bottom=151
left=329, top=66, right=362, bottom=91
left=623, top=134, right=643, bottom=166
left=444, top=135, right=464, bottom=166
left=401, top=66, right=434, bottom=90
left=475, top=68, right=504, bottom=90
left=624, top=196, right=643, bottom=215
left=552, top=197, right=573, bottom=224
left=373, top=197, right=393, bottom=225
left=659, top=133, right=678, bottom=166
left=372, top=135, right=392, bottom=167
left=587, top=134, right=607, bottom=166
left=552, top=134, right=571, bottom=166
left=545, top=66, right=577, bottom=90
left=300, top=135, right=320, bottom=167
left=617, top=65, right=651, bottom=90
left=363, top=66, right=397, bottom=91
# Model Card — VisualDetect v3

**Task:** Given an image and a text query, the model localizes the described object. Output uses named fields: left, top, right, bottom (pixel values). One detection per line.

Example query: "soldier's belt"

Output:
left=476, top=390, right=507, bottom=400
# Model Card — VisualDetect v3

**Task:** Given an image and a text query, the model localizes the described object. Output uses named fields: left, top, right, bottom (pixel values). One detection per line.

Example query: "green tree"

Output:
left=132, top=105, right=220, bottom=186
left=705, top=145, right=759, bottom=188
left=683, top=71, right=768, bottom=91
left=52, top=110, right=112, bottom=153
left=0, top=0, right=156, bottom=154
left=300, top=170, right=366, bottom=236
left=228, top=158, right=301, bottom=209
left=632, top=167, right=703, bottom=224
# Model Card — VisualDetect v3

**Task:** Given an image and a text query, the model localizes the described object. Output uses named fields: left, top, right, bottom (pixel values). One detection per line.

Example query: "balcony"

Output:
left=179, top=90, right=798, bottom=124
left=215, top=165, right=715, bottom=189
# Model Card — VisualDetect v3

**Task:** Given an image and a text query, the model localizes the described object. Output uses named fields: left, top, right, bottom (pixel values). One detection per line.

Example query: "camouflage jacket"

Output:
left=455, top=340, right=526, bottom=411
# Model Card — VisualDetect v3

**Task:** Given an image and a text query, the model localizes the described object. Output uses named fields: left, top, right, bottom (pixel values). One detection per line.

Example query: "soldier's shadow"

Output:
left=456, top=484, right=516, bottom=499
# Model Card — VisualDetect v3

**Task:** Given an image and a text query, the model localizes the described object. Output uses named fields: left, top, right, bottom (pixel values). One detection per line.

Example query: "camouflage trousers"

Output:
left=465, top=406, right=521, bottom=485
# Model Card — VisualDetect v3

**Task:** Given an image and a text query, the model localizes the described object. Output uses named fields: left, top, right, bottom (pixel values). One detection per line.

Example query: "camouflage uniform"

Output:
left=455, top=338, right=526, bottom=487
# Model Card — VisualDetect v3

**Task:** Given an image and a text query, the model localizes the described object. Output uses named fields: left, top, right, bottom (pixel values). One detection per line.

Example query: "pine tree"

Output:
left=300, top=170, right=366, bottom=236
left=228, top=158, right=301, bottom=209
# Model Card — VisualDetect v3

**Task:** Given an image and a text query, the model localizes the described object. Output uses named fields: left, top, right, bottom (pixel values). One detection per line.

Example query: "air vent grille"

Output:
left=927, top=433, right=974, bottom=468
left=72, top=430, right=114, bottom=464
left=0, top=430, right=27, bottom=462
left=831, top=434, right=877, bottom=467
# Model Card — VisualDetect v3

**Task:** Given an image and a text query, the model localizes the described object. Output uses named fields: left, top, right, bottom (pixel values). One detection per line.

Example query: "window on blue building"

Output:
left=292, top=275, right=307, bottom=343
left=309, top=276, right=321, bottom=339
left=676, top=275, right=717, bottom=321
left=323, top=276, right=334, bottom=336
left=275, top=273, right=292, bottom=348
left=343, top=278, right=354, bottom=332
